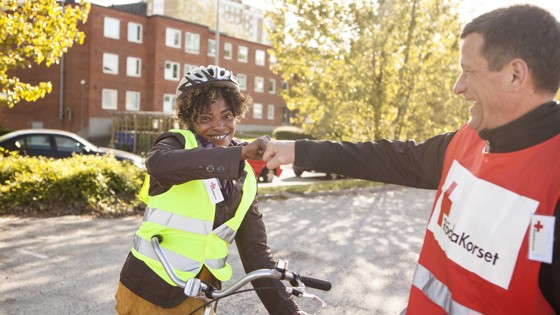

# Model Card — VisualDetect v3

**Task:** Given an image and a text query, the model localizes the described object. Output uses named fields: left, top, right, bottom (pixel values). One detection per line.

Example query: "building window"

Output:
left=102, top=89, right=118, bottom=110
left=126, top=91, right=141, bottom=111
left=253, top=103, right=263, bottom=119
left=207, top=39, right=216, bottom=57
left=126, top=57, right=141, bottom=77
left=255, top=49, right=265, bottom=66
left=254, top=76, right=264, bottom=93
left=103, top=53, right=119, bottom=74
left=224, top=42, right=232, bottom=60
left=164, top=61, right=180, bottom=81
left=238, top=46, right=248, bottom=63
left=268, top=78, right=276, bottom=94
left=185, top=32, right=200, bottom=54
left=267, top=104, right=275, bottom=120
left=127, top=22, right=143, bottom=43
left=104, top=17, right=120, bottom=39
left=282, top=80, right=289, bottom=90
left=184, top=64, right=196, bottom=75
left=163, top=94, right=176, bottom=112
left=237, top=74, right=247, bottom=91
left=165, top=27, right=181, bottom=48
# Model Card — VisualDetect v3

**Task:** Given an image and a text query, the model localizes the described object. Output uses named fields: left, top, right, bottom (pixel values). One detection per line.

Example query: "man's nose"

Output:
left=452, top=74, right=466, bottom=95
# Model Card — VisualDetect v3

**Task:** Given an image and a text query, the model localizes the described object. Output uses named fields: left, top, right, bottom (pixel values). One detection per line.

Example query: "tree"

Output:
left=0, top=0, right=90, bottom=108
left=267, top=0, right=470, bottom=141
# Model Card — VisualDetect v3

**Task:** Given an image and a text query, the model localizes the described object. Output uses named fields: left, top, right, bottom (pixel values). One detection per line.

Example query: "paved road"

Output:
left=0, top=185, right=435, bottom=315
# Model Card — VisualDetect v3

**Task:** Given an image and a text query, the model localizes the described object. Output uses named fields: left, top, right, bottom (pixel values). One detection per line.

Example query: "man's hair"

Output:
left=176, top=85, right=252, bottom=130
left=461, top=5, right=560, bottom=93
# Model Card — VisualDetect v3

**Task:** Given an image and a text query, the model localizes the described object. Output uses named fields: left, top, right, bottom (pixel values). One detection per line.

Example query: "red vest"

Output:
left=406, top=126, right=560, bottom=315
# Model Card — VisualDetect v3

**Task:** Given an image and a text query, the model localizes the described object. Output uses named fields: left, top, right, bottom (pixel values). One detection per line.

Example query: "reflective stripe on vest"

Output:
left=412, top=264, right=481, bottom=315
left=143, top=207, right=213, bottom=236
left=133, top=234, right=200, bottom=273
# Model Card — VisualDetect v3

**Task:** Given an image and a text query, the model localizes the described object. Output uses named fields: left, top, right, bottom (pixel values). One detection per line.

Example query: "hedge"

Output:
left=272, top=126, right=313, bottom=140
left=0, top=153, right=146, bottom=217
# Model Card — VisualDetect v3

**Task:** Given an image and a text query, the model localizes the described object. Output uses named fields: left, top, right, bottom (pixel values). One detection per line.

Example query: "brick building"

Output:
left=0, top=3, right=289, bottom=145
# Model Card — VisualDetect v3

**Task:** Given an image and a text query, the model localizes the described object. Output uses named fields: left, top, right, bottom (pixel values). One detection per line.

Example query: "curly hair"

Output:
left=176, top=85, right=253, bottom=129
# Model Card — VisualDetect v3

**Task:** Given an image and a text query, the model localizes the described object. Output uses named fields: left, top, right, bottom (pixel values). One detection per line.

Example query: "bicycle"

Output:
left=151, top=235, right=332, bottom=315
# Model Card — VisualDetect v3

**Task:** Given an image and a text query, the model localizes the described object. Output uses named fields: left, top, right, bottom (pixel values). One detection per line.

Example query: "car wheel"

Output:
left=293, top=168, right=304, bottom=177
left=326, top=173, right=339, bottom=180
left=261, top=168, right=274, bottom=183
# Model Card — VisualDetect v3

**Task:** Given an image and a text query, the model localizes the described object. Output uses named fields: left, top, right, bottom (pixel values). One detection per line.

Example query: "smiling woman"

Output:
left=114, top=65, right=307, bottom=315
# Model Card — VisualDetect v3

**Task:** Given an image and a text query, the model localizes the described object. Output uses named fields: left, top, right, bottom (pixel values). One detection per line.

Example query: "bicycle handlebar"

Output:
left=150, top=235, right=331, bottom=302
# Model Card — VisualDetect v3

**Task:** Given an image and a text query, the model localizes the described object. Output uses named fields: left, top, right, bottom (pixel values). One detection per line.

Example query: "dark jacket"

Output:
left=294, top=102, right=560, bottom=313
left=119, top=131, right=300, bottom=315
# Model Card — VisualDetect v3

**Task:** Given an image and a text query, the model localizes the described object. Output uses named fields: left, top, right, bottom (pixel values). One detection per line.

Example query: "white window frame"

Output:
left=255, top=49, right=265, bottom=66
left=267, top=104, right=275, bottom=120
left=126, top=57, right=141, bottom=77
left=185, top=32, right=200, bottom=54
left=237, top=74, right=247, bottom=91
left=253, top=103, right=263, bottom=119
left=102, top=89, right=118, bottom=110
left=104, top=17, right=120, bottom=39
left=268, top=78, right=276, bottom=94
left=224, top=42, right=232, bottom=60
left=127, top=22, right=143, bottom=43
left=165, top=27, right=181, bottom=48
left=163, top=94, right=176, bottom=112
left=207, top=39, right=216, bottom=57
left=254, top=76, right=264, bottom=93
left=164, top=61, right=180, bottom=81
left=125, top=91, right=141, bottom=111
left=184, top=64, right=196, bottom=75
left=103, top=53, right=119, bottom=75
left=238, top=46, right=248, bottom=63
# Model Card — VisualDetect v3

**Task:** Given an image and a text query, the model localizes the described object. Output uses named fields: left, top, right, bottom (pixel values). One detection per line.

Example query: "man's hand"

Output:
left=241, top=135, right=270, bottom=160
left=263, top=140, right=296, bottom=169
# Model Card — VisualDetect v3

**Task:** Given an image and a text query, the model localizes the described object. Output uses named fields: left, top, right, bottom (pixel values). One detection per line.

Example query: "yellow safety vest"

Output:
left=132, top=129, right=257, bottom=285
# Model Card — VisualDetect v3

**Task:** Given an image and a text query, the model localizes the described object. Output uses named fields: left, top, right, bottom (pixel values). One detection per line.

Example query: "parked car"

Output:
left=0, top=129, right=145, bottom=168
left=247, top=159, right=282, bottom=183
left=292, top=165, right=343, bottom=180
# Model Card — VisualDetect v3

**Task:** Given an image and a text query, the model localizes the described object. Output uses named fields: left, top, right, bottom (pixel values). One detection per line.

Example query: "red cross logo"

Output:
left=534, top=220, right=544, bottom=232
left=210, top=182, right=217, bottom=190
left=438, top=181, right=458, bottom=226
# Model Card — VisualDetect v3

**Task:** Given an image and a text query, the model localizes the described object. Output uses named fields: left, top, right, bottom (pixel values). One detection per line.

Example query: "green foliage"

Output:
left=267, top=0, right=470, bottom=142
left=0, top=154, right=145, bottom=217
left=272, top=126, right=313, bottom=140
left=0, top=0, right=90, bottom=108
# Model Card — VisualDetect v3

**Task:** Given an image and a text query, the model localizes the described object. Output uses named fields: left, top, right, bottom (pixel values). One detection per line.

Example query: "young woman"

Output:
left=115, top=65, right=305, bottom=315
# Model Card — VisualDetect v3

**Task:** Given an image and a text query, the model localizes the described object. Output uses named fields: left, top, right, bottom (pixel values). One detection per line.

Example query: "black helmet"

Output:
left=176, top=65, right=239, bottom=96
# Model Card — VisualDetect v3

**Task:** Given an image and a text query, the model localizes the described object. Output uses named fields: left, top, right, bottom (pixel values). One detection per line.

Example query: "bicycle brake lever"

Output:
left=183, top=278, right=208, bottom=298
left=286, top=287, right=327, bottom=307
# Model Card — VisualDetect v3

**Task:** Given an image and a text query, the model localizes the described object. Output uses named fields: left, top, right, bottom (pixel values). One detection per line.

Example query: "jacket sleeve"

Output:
left=235, top=200, right=302, bottom=315
left=294, top=131, right=457, bottom=190
left=145, top=132, right=245, bottom=188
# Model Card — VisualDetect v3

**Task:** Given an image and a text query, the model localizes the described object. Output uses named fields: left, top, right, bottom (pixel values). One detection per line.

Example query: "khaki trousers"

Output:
left=115, top=268, right=218, bottom=315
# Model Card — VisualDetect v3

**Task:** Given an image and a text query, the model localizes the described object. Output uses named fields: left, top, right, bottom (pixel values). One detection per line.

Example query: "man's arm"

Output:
left=265, top=132, right=456, bottom=190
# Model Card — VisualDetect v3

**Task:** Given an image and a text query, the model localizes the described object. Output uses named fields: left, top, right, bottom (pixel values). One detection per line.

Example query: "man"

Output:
left=263, top=5, right=560, bottom=314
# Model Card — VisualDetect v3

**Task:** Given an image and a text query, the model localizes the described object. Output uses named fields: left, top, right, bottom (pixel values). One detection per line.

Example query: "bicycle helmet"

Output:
left=176, top=65, right=239, bottom=96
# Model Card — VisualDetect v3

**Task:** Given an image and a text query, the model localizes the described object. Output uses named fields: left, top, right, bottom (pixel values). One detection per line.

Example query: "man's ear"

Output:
left=509, top=58, right=529, bottom=90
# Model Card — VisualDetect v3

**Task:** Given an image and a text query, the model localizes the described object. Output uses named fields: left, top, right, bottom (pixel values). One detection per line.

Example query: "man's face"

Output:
left=192, top=99, right=236, bottom=147
left=453, top=33, right=514, bottom=131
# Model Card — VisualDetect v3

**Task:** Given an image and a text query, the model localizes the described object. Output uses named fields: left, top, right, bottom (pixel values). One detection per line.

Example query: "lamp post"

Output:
left=215, top=0, right=220, bottom=65
left=80, top=79, right=86, bottom=131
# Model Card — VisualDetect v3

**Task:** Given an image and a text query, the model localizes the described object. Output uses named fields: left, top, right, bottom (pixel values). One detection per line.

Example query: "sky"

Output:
left=84, top=0, right=560, bottom=21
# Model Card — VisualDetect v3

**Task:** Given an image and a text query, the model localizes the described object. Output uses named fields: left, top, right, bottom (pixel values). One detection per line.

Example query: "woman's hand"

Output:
left=241, top=135, right=270, bottom=160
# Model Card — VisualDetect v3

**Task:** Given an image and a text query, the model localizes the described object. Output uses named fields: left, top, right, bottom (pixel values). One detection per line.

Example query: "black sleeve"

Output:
left=294, top=131, right=457, bottom=189
left=539, top=201, right=560, bottom=313
left=145, top=132, right=244, bottom=187
left=235, top=201, right=301, bottom=315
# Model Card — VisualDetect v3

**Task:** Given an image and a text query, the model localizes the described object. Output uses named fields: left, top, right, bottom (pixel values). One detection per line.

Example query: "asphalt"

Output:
left=0, top=185, right=435, bottom=315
